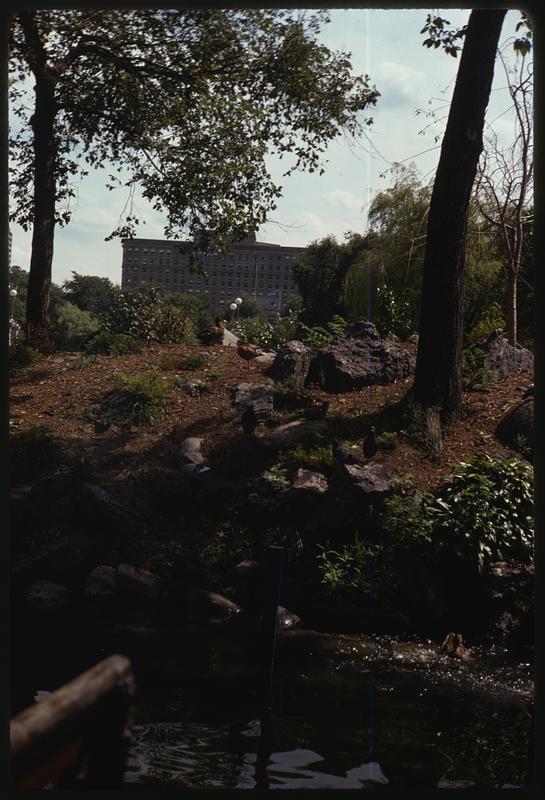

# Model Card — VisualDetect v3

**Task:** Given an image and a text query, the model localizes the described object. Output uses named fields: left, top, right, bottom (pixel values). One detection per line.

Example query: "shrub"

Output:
left=377, top=431, right=398, bottom=451
left=85, top=331, right=144, bottom=355
left=100, top=287, right=193, bottom=344
left=317, top=539, right=376, bottom=605
left=53, top=301, right=100, bottom=351
left=281, top=444, right=334, bottom=474
left=429, top=454, right=534, bottom=573
left=462, top=346, right=498, bottom=389
left=231, top=317, right=281, bottom=350
left=91, top=370, right=170, bottom=427
left=175, top=353, right=209, bottom=371
left=9, top=342, right=40, bottom=371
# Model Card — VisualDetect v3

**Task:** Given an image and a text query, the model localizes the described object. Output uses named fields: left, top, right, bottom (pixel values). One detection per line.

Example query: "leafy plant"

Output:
left=85, top=330, right=144, bottom=355
left=462, top=345, right=498, bottom=388
left=430, top=454, right=534, bottom=572
left=9, top=342, right=40, bottom=371
left=231, top=317, right=282, bottom=350
left=91, top=370, right=170, bottom=427
left=281, top=444, right=334, bottom=474
left=377, top=431, right=399, bottom=451
left=317, top=539, right=376, bottom=604
left=174, top=353, right=209, bottom=371
left=52, top=301, right=100, bottom=350
left=100, top=287, right=192, bottom=344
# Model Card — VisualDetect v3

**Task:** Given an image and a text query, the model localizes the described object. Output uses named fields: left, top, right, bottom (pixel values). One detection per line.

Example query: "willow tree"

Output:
left=412, top=9, right=507, bottom=448
left=9, top=9, right=379, bottom=346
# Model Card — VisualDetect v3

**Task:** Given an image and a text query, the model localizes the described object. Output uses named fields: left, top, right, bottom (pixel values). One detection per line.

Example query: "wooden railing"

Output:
left=10, top=654, right=135, bottom=789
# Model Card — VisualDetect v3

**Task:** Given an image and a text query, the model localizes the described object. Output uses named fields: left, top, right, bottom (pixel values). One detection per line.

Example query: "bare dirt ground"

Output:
left=9, top=342, right=533, bottom=492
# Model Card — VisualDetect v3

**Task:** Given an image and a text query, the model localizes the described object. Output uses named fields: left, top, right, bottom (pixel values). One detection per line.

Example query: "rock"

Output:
left=185, top=589, right=242, bottom=623
left=315, top=320, right=415, bottom=392
left=26, top=581, right=69, bottom=610
left=276, top=606, right=301, bottom=630
left=254, top=352, right=276, bottom=368
left=291, top=468, right=329, bottom=495
left=117, top=564, right=163, bottom=599
left=269, top=341, right=313, bottom=390
left=341, top=462, right=396, bottom=498
left=84, top=565, right=117, bottom=599
left=221, top=328, right=239, bottom=347
left=78, top=483, right=140, bottom=537
left=231, top=382, right=274, bottom=422
left=179, top=437, right=204, bottom=465
left=470, top=329, right=534, bottom=381
left=267, top=419, right=328, bottom=450
left=495, top=399, right=533, bottom=459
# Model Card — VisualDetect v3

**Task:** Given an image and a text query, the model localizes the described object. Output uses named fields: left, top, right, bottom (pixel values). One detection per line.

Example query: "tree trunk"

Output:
left=26, top=70, right=58, bottom=349
left=413, top=9, right=507, bottom=425
left=505, top=270, right=517, bottom=346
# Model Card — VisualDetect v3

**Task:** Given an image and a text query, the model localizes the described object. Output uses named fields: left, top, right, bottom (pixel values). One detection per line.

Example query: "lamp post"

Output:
left=229, top=302, right=238, bottom=322
left=9, top=288, right=18, bottom=346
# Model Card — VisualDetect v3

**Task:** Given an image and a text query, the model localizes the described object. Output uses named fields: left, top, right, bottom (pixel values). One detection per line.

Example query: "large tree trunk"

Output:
left=413, top=9, right=507, bottom=425
left=26, top=71, right=58, bottom=349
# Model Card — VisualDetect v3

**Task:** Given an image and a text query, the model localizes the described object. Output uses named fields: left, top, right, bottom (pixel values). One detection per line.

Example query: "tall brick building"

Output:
left=121, top=232, right=305, bottom=314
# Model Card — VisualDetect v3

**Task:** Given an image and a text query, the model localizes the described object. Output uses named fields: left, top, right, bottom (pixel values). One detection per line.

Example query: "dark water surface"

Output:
left=12, top=612, right=533, bottom=790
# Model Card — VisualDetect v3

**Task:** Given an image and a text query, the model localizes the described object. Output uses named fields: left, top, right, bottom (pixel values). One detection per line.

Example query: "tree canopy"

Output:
left=9, top=9, right=378, bottom=343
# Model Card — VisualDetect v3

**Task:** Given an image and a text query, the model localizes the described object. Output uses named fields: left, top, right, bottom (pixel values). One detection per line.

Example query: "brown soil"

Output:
left=9, top=343, right=532, bottom=492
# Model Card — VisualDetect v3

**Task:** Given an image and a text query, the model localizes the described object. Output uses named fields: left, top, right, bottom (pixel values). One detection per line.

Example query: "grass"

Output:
left=91, top=370, right=170, bottom=427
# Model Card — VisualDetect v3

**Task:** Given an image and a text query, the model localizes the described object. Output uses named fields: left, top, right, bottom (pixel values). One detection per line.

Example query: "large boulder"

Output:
left=231, top=381, right=275, bottom=422
left=495, top=398, right=534, bottom=459
left=269, top=341, right=313, bottom=390
left=117, top=563, right=164, bottom=599
left=469, top=329, right=534, bottom=382
left=314, top=321, right=415, bottom=392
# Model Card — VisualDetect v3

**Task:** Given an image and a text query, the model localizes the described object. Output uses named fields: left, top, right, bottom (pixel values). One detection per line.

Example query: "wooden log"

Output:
left=10, top=654, right=135, bottom=788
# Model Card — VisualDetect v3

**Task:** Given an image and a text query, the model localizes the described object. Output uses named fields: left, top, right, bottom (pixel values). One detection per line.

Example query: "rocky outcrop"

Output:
left=84, top=565, right=117, bottom=600
left=291, top=468, right=329, bottom=496
left=269, top=341, right=313, bottom=389
left=26, top=581, right=69, bottom=610
left=469, top=329, right=534, bottom=382
left=179, top=437, right=205, bottom=466
left=231, top=382, right=274, bottom=422
left=495, top=399, right=533, bottom=460
left=314, top=321, right=415, bottom=392
left=117, top=563, right=164, bottom=599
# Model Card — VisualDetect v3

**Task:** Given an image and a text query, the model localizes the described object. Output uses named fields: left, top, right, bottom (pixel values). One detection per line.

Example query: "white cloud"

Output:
left=323, top=189, right=365, bottom=213
left=374, top=61, right=427, bottom=109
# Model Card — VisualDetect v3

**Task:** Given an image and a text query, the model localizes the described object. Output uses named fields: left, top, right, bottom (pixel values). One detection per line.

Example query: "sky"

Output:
left=9, top=8, right=527, bottom=288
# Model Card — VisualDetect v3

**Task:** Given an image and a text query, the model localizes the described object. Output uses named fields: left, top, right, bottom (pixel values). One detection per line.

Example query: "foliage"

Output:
left=167, top=292, right=214, bottom=333
left=231, top=316, right=281, bottom=350
left=280, top=444, right=334, bottom=474
left=297, top=314, right=347, bottom=349
left=429, top=454, right=534, bottom=573
left=100, top=287, right=192, bottom=344
left=294, top=233, right=368, bottom=325
left=91, top=370, right=170, bottom=427
left=376, top=431, right=398, bottom=451
left=8, top=342, right=40, bottom=371
left=317, top=539, right=376, bottom=605
left=462, top=346, right=498, bottom=388
left=223, top=293, right=263, bottom=320
left=62, top=272, right=118, bottom=315
left=171, top=353, right=209, bottom=371
left=52, top=301, right=100, bottom=351
left=84, top=330, right=144, bottom=355
left=465, top=302, right=505, bottom=346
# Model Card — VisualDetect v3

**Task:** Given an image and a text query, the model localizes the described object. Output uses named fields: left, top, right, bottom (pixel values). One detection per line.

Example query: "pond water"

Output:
left=13, top=614, right=533, bottom=790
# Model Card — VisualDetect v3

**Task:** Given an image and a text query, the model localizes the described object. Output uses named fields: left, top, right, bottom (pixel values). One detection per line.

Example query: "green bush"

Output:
left=462, top=346, right=498, bottom=388
left=9, top=342, right=40, bottom=371
left=317, top=539, right=376, bottom=605
left=91, top=370, right=170, bottom=427
left=231, top=317, right=281, bottom=350
left=85, top=331, right=144, bottom=355
left=281, top=444, right=334, bottom=474
left=101, top=287, right=193, bottom=344
left=52, top=302, right=100, bottom=351
left=429, top=454, right=534, bottom=573
left=377, top=431, right=398, bottom=451
left=175, top=353, right=209, bottom=371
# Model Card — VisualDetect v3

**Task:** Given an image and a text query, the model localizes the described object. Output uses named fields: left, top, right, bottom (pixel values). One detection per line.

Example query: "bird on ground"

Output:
left=197, top=316, right=225, bottom=345
left=241, top=403, right=258, bottom=436
left=237, top=341, right=263, bottom=370
left=440, top=632, right=470, bottom=661
left=522, top=383, right=534, bottom=399
left=303, top=400, right=330, bottom=421
left=362, top=426, right=379, bottom=459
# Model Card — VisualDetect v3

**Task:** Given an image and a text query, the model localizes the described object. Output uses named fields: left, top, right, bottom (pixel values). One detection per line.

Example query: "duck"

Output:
left=197, top=316, right=225, bottom=345
left=362, top=426, right=379, bottom=459
left=303, top=400, right=330, bottom=421
left=440, top=632, right=470, bottom=661
left=237, top=341, right=263, bottom=369
left=241, top=403, right=258, bottom=436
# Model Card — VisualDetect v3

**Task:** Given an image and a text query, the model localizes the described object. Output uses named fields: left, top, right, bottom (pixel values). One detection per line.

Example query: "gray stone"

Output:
left=231, top=381, right=274, bottom=422
left=27, top=581, right=69, bottom=610
left=472, top=329, right=534, bottom=381
left=342, top=462, right=396, bottom=497
left=186, top=589, right=242, bottom=623
left=179, top=436, right=204, bottom=465
left=267, top=419, right=328, bottom=450
left=221, top=328, right=239, bottom=347
left=277, top=606, right=301, bottom=630
left=179, top=378, right=208, bottom=396
left=291, top=468, right=329, bottom=495
left=269, top=341, right=313, bottom=389
left=254, top=352, right=276, bottom=367
left=84, top=565, right=117, bottom=599
left=495, top=398, right=533, bottom=458
left=315, top=320, right=415, bottom=392
left=117, top=563, right=163, bottom=599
